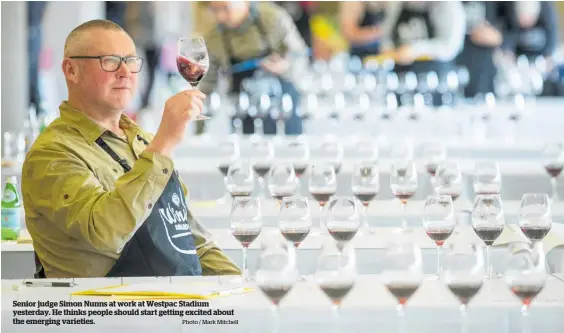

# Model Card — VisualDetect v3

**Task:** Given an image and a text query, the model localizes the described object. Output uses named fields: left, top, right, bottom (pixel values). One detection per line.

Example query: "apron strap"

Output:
left=95, top=137, right=132, bottom=173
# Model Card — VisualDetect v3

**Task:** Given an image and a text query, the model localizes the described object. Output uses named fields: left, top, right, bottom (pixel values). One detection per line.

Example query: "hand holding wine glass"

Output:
left=176, top=37, right=211, bottom=120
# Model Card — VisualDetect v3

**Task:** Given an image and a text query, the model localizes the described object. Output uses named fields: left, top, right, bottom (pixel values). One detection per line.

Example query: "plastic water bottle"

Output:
left=1, top=176, right=21, bottom=240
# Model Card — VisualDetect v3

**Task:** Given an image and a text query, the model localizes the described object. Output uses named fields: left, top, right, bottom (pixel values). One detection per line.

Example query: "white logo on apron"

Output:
left=158, top=189, right=196, bottom=254
left=398, top=18, right=429, bottom=45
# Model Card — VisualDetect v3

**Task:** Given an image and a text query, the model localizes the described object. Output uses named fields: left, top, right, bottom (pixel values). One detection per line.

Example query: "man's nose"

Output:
left=116, top=60, right=132, bottom=78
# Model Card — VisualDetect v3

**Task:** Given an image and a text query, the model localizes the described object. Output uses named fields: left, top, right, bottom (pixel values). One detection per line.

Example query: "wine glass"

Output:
left=353, top=139, right=379, bottom=163
left=422, top=141, right=447, bottom=179
left=177, top=37, right=211, bottom=120
left=390, top=161, right=418, bottom=230
left=443, top=243, right=485, bottom=328
left=279, top=196, right=312, bottom=249
left=542, top=143, right=563, bottom=202
left=423, top=195, right=456, bottom=279
left=250, top=139, right=275, bottom=198
left=352, top=162, right=379, bottom=235
left=225, top=160, right=255, bottom=198
left=434, top=162, right=463, bottom=202
left=473, top=161, right=502, bottom=196
left=315, top=242, right=357, bottom=331
left=256, top=239, right=298, bottom=333
left=230, top=197, right=262, bottom=281
left=519, top=193, right=552, bottom=245
left=326, top=197, right=360, bottom=251
left=388, top=139, right=414, bottom=161
left=288, top=139, right=310, bottom=179
left=505, top=245, right=547, bottom=318
left=472, top=194, right=505, bottom=279
left=381, top=240, right=423, bottom=318
left=309, top=163, right=337, bottom=210
left=217, top=140, right=241, bottom=204
left=319, top=140, right=344, bottom=175
left=268, top=163, right=299, bottom=204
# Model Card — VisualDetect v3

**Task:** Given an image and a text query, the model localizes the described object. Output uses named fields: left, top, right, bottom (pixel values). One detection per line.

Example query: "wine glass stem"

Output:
left=332, top=304, right=341, bottom=333
left=396, top=304, right=406, bottom=333
left=551, top=178, right=558, bottom=202
left=460, top=304, right=469, bottom=333
left=486, top=245, right=493, bottom=278
left=271, top=304, right=280, bottom=333
left=242, top=246, right=249, bottom=279
left=363, top=204, right=370, bottom=231
left=436, top=245, right=443, bottom=278
left=401, top=201, right=407, bottom=229
left=258, top=177, right=265, bottom=198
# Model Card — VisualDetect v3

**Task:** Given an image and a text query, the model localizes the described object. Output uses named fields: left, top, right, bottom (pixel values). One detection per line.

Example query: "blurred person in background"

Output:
left=200, top=1, right=309, bottom=135
left=276, top=1, right=314, bottom=48
left=379, top=1, right=466, bottom=105
left=105, top=1, right=127, bottom=28
left=340, top=1, right=387, bottom=60
left=456, top=1, right=504, bottom=97
left=28, top=2, right=48, bottom=117
left=124, top=2, right=162, bottom=115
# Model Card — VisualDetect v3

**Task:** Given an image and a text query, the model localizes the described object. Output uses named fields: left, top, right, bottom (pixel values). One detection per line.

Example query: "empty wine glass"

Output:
left=268, top=163, right=299, bottom=204
left=256, top=239, right=298, bottom=333
left=217, top=140, right=241, bottom=204
left=443, top=243, right=485, bottom=328
left=390, top=161, right=418, bottom=229
left=326, top=197, right=360, bottom=251
left=519, top=193, right=552, bottom=245
left=319, top=140, right=344, bottom=175
left=352, top=162, right=379, bottom=235
left=230, top=197, right=262, bottom=281
left=505, top=245, right=547, bottom=317
left=250, top=139, right=275, bottom=197
left=279, top=196, right=312, bottom=248
left=382, top=240, right=424, bottom=318
left=315, top=242, right=357, bottom=331
left=225, top=160, right=255, bottom=198
left=177, top=37, right=210, bottom=120
left=434, top=162, right=463, bottom=202
left=473, top=161, right=502, bottom=196
left=422, top=141, right=447, bottom=179
left=542, top=143, right=563, bottom=202
left=472, top=194, right=505, bottom=279
left=423, top=195, right=456, bottom=279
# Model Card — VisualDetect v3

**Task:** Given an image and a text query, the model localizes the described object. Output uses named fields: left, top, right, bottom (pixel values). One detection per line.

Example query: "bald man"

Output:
left=22, top=20, right=241, bottom=278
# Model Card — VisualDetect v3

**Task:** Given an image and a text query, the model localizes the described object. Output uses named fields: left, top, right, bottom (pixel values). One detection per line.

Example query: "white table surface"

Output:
left=2, top=275, right=564, bottom=332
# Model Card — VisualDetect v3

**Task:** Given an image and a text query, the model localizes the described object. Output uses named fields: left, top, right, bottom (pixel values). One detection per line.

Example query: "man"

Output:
left=199, top=1, right=309, bottom=135
left=456, top=1, right=504, bottom=97
left=340, top=1, right=387, bottom=60
left=21, top=20, right=241, bottom=278
left=379, top=1, right=466, bottom=105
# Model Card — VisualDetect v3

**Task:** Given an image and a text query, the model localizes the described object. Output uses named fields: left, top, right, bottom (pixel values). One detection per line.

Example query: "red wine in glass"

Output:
left=177, top=55, right=209, bottom=86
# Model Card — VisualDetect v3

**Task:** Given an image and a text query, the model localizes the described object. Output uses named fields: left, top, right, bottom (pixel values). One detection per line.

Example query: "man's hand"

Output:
left=471, top=22, right=503, bottom=47
left=393, top=45, right=416, bottom=65
left=146, top=90, right=206, bottom=157
left=261, top=53, right=290, bottom=76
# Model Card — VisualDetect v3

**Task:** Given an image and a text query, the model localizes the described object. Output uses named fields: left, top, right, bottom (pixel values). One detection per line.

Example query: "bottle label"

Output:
left=2, top=189, right=17, bottom=203
left=1, top=208, right=21, bottom=230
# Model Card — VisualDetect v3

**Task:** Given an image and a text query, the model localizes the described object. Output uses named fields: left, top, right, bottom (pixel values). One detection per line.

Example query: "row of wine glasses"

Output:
left=254, top=237, right=548, bottom=333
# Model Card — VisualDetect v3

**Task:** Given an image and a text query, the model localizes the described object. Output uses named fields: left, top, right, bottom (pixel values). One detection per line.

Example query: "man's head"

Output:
left=209, top=1, right=251, bottom=29
left=516, top=2, right=541, bottom=29
left=62, top=20, right=140, bottom=113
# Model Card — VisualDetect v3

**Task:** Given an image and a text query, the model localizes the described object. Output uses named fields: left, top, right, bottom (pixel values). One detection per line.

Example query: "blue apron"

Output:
left=349, top=6, right=385, bottom=60
left=99, top=135, right=202, bottom=277
left=392, top=6, right=456, bottom=106
left=220, top=11, right=303, bottom=135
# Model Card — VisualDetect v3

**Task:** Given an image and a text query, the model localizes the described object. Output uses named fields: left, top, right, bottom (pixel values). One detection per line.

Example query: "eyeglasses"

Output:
left=69, top=55, right=144, bottom=73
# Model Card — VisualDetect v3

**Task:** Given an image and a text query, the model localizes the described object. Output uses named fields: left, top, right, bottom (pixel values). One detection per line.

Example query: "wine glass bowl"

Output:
left=278, top=196, right=312, bottom=248
left=422, top=141, right=447, bottom=178
left=542, top=143, right=564, bottom=202
left=250, top=139, right=275, bottom=197
left=434, top=162, right=463, bottom=201
left=423, top=195, right=456, bottom=279
left=390, top=160, right=418, bottom=229
left=308, top=163, right=337, bottom=208
left=473, top=161, right=502, bottom=196
left=326, top=197, right=360, bottom=250
left=352, top=162, right=379, bottom=235
left=225, top=160, right=255, bottom=198
left=472, top=194, right=505, bottom=278
left=519, top=193, right=552, bottom=243
left=230, top=197, right=263, bottom=280
left=268, top=163, right=299, bottom=204
left=177, top=37, right=210, bottom=120
left=319, top=140, right=344, bottom=175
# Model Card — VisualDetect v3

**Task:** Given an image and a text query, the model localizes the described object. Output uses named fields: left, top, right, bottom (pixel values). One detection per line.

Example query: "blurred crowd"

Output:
left=26, top=1, right=564, bottom=136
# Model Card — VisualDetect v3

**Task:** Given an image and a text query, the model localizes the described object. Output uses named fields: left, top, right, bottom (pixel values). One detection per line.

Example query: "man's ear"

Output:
left=62, top=59, right=80, bottom=83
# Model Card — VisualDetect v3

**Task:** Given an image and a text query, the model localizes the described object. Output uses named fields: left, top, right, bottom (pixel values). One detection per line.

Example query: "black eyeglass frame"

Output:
left=69, top=55, right=144, bottom=73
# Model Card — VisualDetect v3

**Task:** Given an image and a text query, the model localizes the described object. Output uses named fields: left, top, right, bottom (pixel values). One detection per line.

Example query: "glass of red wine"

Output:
left=434, top=162, right=463, bottom=202
left=225, top=160, right=255, bottom=199
left=308, top=163, right=337, bottom=235
left=504, top=245, right=547, bottom=318
left=315, top=241, right=357, bottom=331
left=473, top=161, right=502, bottom=196
left=381, top=240, right=423, bottom=320
left=268, top=163, right=299, bottom=205
left=319, top=140, right=344, bottom=175
left=250, top=139, right=275, bottom=198
left=256, top=239, right=298, bottom=333
left=519, top=193, right=552, bottom=246
left=279, top=196, right=311, bottom=249
left=326, top=197, right=360, bottom=251
left=422, top=140, right=447, bottom=180
left=177, top=37, right=211, bottom=120
left=230, top=196, right=262, bottom=282
left=353, top=138, right=379, bottom=164
left=542, top=143, right=564, bottom=203
left=472, top=194, right=505, bottom=279
left=390, top=160, right=418, bottom=230
left=217, top=139, right=241, bottom=204
left=351, top=162, right=379, bottom=235
left=423, top=195, right=455, bottom=280
left=287, top=139, right=310, bottom=180
left=443, top=243, right=485, bottom=328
